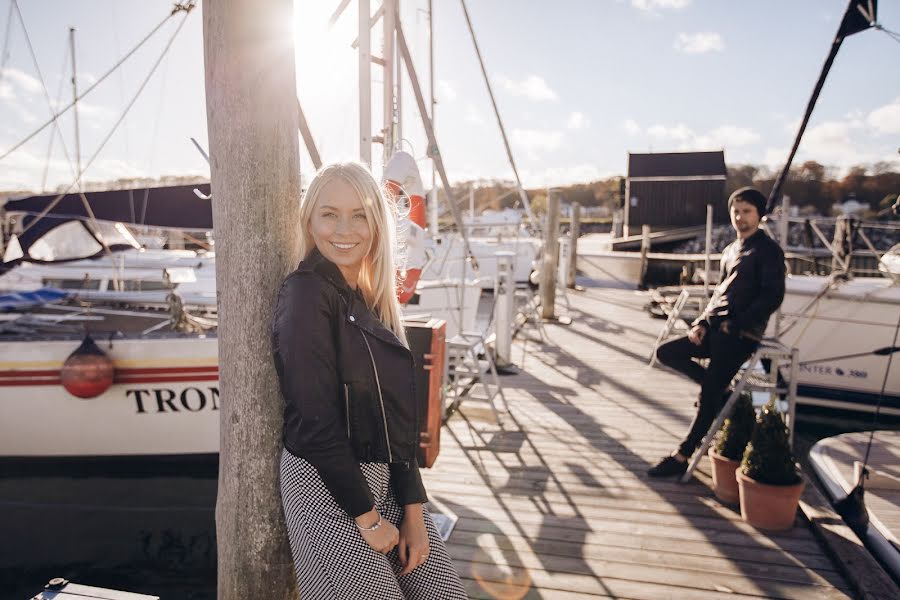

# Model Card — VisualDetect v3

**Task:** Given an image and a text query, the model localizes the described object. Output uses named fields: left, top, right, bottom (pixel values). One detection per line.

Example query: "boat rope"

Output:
left=850, top=308, right=900, bottom=490
left=796, top=345, right=900, bottom=367
left=16, top=4, right=194, bottom=239
left=11, top=0, right=79, bottom=187
left=777, top=271, right=850, bottom=338
left=872, top=23, right=900, bottom=44
left=0, top=0, right=195, bottom=163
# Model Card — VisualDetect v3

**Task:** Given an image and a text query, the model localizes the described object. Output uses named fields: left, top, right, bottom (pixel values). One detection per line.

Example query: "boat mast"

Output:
left=358, top=0, right=372, bottom=166
left=382, top=0, right=395, bottom=163
left=69, top=27, right=82, bottom=184
left=428, top=0, right=438, bottom=236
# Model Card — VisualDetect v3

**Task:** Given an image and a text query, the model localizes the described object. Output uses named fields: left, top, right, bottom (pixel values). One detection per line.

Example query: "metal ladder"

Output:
left=680, top=339, right=799, bottom=483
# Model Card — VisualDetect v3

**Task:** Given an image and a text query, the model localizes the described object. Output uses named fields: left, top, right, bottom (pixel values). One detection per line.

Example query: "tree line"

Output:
left=448, top=161, right=900, bottom=217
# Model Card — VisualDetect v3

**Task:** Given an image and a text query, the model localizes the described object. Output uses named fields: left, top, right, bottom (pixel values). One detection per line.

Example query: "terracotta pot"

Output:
left=737, top=471, right=805, bottom=531
left=708, top=449, right=740, bottom=505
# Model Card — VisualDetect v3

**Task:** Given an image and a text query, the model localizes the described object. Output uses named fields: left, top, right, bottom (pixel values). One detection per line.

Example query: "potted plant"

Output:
left=737, top=400, right=805, bottom=531
left=709, top=392, right=755, bottom=505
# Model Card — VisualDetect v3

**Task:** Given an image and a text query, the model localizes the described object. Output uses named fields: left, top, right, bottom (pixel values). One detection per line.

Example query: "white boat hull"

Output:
left=776, top=276, right=900, bottom=414
left=0, top=337, right=220, bottom=457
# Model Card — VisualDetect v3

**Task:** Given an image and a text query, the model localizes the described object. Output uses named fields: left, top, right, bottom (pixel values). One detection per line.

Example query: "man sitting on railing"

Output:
left=648, top=187, right=786, bottom=478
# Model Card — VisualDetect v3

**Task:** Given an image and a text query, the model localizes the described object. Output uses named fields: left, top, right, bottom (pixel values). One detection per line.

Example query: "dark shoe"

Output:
left=647, top=455, right=688, bottom=478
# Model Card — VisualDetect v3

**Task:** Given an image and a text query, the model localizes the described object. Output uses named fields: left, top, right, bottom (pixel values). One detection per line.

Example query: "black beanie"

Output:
left=728, top=187, right=767, bottom=218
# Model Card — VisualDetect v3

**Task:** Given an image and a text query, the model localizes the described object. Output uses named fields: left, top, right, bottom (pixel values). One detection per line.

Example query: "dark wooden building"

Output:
left=625, top=150, right=727, bottom=233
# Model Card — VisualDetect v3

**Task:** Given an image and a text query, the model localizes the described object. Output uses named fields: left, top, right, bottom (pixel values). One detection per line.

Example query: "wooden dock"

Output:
left=422, top=285, right=855, bottom=600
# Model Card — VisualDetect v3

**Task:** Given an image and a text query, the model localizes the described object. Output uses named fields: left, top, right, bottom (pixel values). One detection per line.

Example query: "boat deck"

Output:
left=810, top=430, right=900, bottom=583
left=423, top=284, right=857, bottom=599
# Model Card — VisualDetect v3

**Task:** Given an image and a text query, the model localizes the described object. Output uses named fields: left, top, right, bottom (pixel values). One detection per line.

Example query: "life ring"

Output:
left=383, top=151, right=428, bottom=304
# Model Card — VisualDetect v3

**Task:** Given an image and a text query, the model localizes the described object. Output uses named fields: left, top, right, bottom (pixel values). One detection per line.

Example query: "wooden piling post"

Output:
left=638, top=224, right=651, bottom=289
left=567, top=202, right=580, bottom=288
left=540, top=189, right=561, bottom=319
left=203, top=1, right=300, bottom=597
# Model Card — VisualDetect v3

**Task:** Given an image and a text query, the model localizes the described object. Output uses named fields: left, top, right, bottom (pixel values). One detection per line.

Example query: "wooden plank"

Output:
left=454, top=556, right=849, bottom=600
left=434, top=504, right=827, bottom=556
left=423, top=285, right=856, bottom=599
left=446, top=527, right=839, bottom=572
left=447, top=528, right=844, bottom=584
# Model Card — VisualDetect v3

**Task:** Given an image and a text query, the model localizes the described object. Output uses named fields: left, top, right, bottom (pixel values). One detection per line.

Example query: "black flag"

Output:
left=766, top=0, right=878, bottom=213
left=838, top=0, right=877, bottom=38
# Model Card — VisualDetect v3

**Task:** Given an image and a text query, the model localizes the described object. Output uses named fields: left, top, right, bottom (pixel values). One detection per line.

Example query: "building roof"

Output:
left=628, top=151, right=726, bottom=179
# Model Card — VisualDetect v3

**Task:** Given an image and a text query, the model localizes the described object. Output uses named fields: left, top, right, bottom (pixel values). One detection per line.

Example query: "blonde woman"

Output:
left=272, top=162, right=467, bottom=598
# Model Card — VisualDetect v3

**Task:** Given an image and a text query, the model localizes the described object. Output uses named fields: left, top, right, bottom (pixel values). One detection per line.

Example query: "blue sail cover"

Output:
left=0, top=288, right=69, bottom=311
left=2, top=184, right=213, bottom=272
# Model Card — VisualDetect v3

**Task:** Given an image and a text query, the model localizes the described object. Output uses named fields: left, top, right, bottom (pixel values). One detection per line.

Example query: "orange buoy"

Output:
left=60, top=335, right=115, bottom=399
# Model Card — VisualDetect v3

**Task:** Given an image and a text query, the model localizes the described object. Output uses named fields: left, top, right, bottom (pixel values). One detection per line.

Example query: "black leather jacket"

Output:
left=272, top=248, right=426, bottom=517
left=694, top=228, right=786, bottom=339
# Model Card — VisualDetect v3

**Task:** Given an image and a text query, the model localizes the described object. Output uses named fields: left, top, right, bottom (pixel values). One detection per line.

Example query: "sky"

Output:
left=0, top=0, right=898, bottom=194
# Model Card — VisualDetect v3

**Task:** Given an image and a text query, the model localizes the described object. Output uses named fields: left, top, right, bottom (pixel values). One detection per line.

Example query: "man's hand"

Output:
left=356, top=509, right=399, bottom=554
left=397, top=504, right=430, bottom=576
left=719, top=321, right=731, bottom=335
left=688, top=325, right=706, bottom=346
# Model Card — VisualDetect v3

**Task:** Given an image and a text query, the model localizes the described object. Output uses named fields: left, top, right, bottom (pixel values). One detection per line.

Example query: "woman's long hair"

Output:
left=299, top=162, right=408, bottom=347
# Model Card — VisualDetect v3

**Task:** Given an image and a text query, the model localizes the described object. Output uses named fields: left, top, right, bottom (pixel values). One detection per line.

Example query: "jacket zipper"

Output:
left=359, top=329, right=393, bottom=463
left=343, top=384, right=351, bottom=439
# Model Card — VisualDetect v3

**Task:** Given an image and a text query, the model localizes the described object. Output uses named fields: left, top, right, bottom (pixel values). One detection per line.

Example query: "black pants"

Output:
left=656, top=328, right=758, bottom=458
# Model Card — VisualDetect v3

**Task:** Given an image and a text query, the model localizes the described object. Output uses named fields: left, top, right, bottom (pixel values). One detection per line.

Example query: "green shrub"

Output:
left=740, top=401, right=800, bottom=485
left=714, top=392, right=755, bottom=461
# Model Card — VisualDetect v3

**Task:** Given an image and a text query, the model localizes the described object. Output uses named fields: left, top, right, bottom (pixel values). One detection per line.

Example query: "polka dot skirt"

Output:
left=279, top=448, right=468, bottom=599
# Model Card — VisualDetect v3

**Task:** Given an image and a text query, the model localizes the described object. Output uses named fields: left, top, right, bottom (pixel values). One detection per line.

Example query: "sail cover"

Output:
left=2, top=183, right=212, bottom=272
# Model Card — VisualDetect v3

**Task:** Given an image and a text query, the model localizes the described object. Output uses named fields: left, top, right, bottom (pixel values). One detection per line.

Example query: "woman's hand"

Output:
left=397, top=503, right=429, bottom=576
left=355, top=508, right=399, bottom=554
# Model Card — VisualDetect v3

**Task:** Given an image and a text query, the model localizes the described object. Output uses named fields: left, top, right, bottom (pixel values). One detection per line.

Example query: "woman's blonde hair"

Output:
left=299, top=162, right=408, bottom=347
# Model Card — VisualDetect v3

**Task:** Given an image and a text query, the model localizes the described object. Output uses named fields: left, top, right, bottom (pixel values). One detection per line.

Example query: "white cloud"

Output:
left=499, top=75, right=558, bottom=102
left=521, top=163, right=614, bottom=187
left=763, top=111, right=900, bottom=172
left=464, top=103, right=486, bottom=125
left=674, top=32, right=724, bottom=55
left=512, top=128, right=563, bottom=159
left=631, top=0, right=691, bottom=13
left=640, top=122, right=760, bottom=151
left=647, top=123, right=693, bottom=141
left=566, top=111, right=589, bottom=130
left=437, top=79, right=457, bottom=103
left=77, top=100, right=118, bottom=125
left=623, top=118, right=641, bottom=135
left=0, top=67, right=44, bottom=96
left=868, top=97, right=900, bottom=134
left=694, top=125, right=761, bottom=148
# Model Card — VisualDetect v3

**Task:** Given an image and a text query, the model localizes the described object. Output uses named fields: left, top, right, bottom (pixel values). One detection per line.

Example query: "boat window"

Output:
left=42, top=277, right=103, bottom=290
left=28, top=221, right=103, bottom=261
left=122, top=280, right=170, bottom=291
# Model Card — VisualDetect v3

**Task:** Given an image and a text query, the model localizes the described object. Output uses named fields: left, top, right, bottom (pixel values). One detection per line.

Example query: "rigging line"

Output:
left=40, top=42, right=71, bottom=192
left=458, top=0, right=538, bottom=234
left=0, top=1, right=192, bottom=163
left=0, top=0, right=12, bottom=83
left=13, top=0, right=80, bottom=189
left=874, top=24, right=900, bottom=44
left=111, top=0, right=130, bottom=164
left=18, top=8, right=193, bottom=239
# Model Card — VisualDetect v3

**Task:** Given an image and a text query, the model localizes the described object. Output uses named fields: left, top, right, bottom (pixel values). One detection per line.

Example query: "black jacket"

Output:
left=694, top=228, right=786, bottom=339
left=272, top=248, right=426, bottom=517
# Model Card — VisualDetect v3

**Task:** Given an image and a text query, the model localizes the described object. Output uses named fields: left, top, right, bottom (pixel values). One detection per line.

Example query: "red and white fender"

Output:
left=383, top=151, right=428, bottom=304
